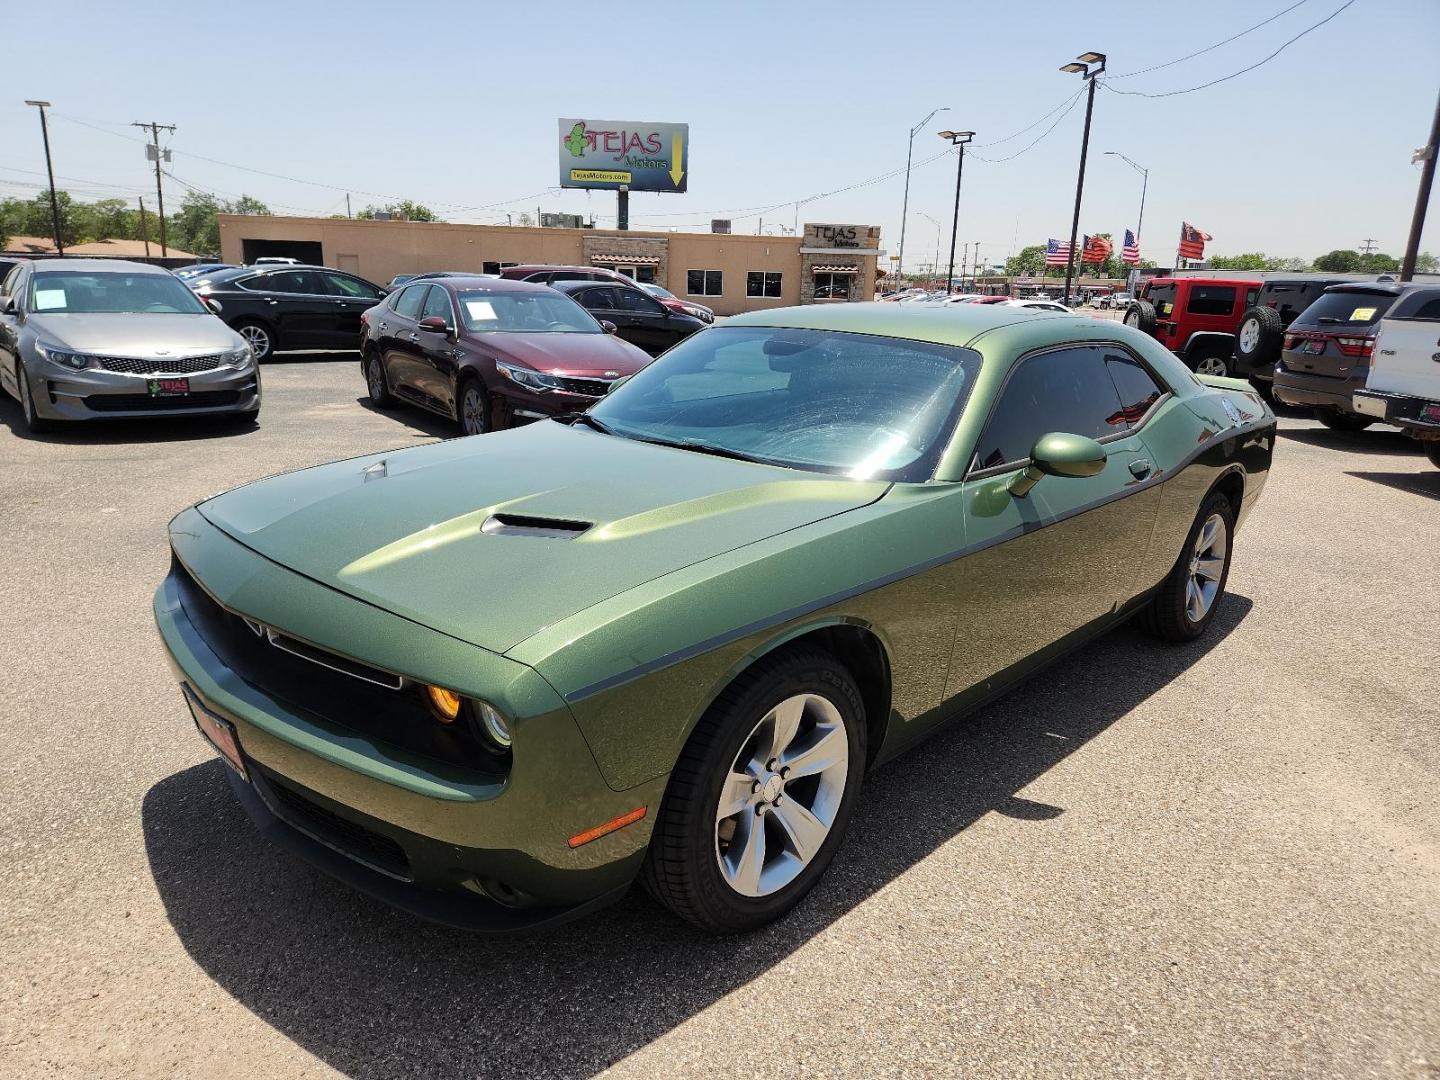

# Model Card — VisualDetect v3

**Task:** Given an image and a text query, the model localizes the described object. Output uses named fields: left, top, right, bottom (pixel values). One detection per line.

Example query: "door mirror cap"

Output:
left=203, top=297, right=223, bottom=315
left=1009, top=432, right=1107, bottom=497
left=1, top=296, right=16, bottom=315
left=417, top=315, right=451, bottom=335
left=600, top=320, right=618, bottom=335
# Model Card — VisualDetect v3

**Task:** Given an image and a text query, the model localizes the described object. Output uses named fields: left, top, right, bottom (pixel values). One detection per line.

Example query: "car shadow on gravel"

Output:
left=355, top=396, right=460, bottom=440
left=0, top=393, right=256, bottom=445
left=1277, top=425, right=1420, bottom=456
left=142, top=595, right=1251, bottom=1080
left=1347, top=469, right=1440, bottom=501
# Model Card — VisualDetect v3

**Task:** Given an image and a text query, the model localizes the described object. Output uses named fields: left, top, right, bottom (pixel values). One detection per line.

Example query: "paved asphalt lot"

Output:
left=2, top=352, right=1438, bottom=1079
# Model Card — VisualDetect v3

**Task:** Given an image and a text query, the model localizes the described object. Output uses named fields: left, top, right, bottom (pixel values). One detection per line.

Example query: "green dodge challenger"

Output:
left=154, top=303, right=1273, bottom=933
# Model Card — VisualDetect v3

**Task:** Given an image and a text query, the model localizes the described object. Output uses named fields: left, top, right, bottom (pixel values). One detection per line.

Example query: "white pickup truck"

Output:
left=1352, top=285, right=1440, bottom=470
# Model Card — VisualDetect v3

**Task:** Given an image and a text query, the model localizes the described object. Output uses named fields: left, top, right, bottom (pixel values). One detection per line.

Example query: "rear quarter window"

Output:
left=1297, top=291, right=1398, bottom=328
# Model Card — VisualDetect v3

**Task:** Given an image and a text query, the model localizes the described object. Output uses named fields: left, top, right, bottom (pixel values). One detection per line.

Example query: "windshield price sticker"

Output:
left=1349, top=307, right=1376, bottom=321
left=464, top=300, right=497, bottom=321
left=33, top=290, right=65, bottom=310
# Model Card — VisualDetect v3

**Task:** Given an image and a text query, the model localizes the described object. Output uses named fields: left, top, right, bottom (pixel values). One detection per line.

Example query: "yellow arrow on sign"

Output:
left=669, top=133, right=685, bottom=188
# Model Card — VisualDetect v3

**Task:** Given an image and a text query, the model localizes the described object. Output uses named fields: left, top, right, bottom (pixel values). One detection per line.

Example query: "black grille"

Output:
left=555, top=376, right=611, bottom=397
left=263, top=770, right=411, bottom=879
left=84, top=390, right=242, bottom=412
left=98, top=354, right=226, bottom=375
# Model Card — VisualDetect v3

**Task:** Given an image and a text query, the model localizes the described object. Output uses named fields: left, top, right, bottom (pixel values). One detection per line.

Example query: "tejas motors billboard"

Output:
left=558, top=119, right=689, bottom=193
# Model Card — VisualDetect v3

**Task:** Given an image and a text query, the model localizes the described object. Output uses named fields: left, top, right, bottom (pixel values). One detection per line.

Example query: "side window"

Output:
left=612, top=288, right=665, bottom=314
left=576, top=287, right=618, bottom=310
left=746, top=271, right=783, bottom=298
left=1410, top=298, right=1440, bottom=321
left=323, top=273, right=380, bottom=299
left=1103, top=349, right=1166, bottom=424
left=0, top=265, right=19, bottom=298
left=394, top=284, right=427, bottom=318
left=237, top=275, right=273, bottom=292
left=686, top=269, right=723, bottom=296
left=420, top=284, right=453, bottom=324
left=972, top=346, right=1128, bottom=472
left=1185, top=285, right=1237, bottom=316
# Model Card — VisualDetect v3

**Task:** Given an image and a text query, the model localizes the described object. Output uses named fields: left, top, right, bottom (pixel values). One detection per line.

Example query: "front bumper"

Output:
left=1353, top=389, right=1440, bottom=433
left=28, top=361, right=260, bottom=421
left=1272, top=364, right=1368, bottom=414
left=153, top=508, right=661, bottom=931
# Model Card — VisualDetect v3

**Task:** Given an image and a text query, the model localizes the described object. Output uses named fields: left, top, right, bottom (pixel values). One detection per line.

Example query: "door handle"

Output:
left=406, top=332, right=419, bottom=342
left=1129, top=459, right=1152, bottom=479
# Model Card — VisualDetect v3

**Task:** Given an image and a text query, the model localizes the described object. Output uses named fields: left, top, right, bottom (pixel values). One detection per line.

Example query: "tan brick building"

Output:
left=216, top=215, right=882, bottom=317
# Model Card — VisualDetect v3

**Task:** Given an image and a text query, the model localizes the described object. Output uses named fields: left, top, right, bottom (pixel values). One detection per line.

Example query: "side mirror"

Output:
left=600, top=320, right=618, bottom=335
left=1, top=296, right=15, bottom=316
left=203, top=297, right=223, bottom=315
left=1009, top=432, right=1107, bottom=497
left=418, top=315, right=452, bottom=336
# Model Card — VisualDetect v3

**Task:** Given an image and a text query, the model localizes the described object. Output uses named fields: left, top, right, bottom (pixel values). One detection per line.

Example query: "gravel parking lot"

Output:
left=2, top=354, right=1437, bottom=1079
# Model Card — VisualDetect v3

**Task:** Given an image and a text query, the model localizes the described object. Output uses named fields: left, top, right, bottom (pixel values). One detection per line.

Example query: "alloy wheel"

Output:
left=1195, top=354, right=1229, bottom=377
left=1185, top=513, right=1228, bottom=623
left=1238, top=318, right=1260, bottom=354
left=461, top=385, right=487, bottom=435
left=1124, top=310, right=1139, bottom=327
left=239, top=324, right=271, bottom=358
left=367, top=356, right=385, bottom=400
left=714, top=693, right=850, bottom=898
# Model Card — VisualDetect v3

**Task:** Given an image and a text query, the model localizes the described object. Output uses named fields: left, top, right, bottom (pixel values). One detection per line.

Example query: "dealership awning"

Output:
left=812, top=264, right=859, bottom=273
left=591, top=254, right=662, bottom=265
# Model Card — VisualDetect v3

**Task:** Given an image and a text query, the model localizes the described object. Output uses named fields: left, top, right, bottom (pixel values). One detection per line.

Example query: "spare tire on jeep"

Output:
left=1234, top=306, right=1284, bottom=373
left=1123, top=300, right=1157, bottom=335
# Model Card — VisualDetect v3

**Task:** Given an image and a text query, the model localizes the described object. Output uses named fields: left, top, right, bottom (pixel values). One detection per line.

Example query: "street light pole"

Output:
left=1103, top=150, right=1148, bottom=246
left=898, top=106, right=948, bottom=290
left=937, top=130, right=974, bottom=294
left=1400, top=87, right=1440, bottom=282
left=24, top=101, right=64, bottom=256
left=918, top=212, right=943, bottom=290
left=1059, top=52, right=1106, bottom=304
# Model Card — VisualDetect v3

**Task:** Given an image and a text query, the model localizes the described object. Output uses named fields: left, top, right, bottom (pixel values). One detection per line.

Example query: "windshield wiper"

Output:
left=570, top=414, right=616, bottom=435
left=1315, top=316, right=1343, bottom=324
left=628, top=434, right=781, bottom=466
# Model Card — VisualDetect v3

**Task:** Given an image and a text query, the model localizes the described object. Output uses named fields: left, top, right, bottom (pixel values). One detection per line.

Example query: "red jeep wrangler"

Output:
left=1123, top=277, right=1261, bottom=377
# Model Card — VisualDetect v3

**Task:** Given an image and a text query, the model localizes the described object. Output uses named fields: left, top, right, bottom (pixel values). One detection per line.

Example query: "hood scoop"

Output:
left=480, top=513, right=593, bottom=539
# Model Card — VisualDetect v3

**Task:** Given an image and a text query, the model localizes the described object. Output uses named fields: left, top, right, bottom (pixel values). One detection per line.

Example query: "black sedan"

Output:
left=549, top=279, right=706, bottom=355
left=194, top=265, right=386, bottom=360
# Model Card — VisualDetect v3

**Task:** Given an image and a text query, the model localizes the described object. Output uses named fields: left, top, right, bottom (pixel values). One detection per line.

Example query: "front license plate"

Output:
left=1421, top=403, right=1440, bottom=424
left=148, top=377, right=190, bottom=397
left=182, top=684, right=248, bottom=780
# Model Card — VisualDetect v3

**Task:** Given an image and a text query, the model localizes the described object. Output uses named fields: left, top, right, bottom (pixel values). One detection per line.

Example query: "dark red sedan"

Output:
left=359, top=276, right=652, bottom=436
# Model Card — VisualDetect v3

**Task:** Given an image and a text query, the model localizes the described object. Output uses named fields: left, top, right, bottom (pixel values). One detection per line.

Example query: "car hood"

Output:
left=28, top=312, right=242, bottom=354
left=478, top=331, right=651, bottom=377
left=195, top=421, right=887, bottom=654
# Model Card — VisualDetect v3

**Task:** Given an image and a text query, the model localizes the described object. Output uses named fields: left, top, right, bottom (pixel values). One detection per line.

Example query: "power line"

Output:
left=1103, top=0, right=1357, bottom=98
left=1108, top=0, right=1313, bottom=79
left=972, top=88, right=1086, bottom=147
left=969, top=91, right=1088, bottom=163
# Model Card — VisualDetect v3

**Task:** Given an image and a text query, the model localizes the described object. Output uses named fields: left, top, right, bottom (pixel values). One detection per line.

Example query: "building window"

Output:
left=686, top=269, right=723, bottom=296
left=482, top=261, right=519, bottom=275
left=746, top=271, right=783, bottom=298
left=813, top=272, right=852, bottom=299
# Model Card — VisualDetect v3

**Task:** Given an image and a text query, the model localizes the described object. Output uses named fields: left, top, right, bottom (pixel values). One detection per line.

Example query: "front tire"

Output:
left=642, top=647, right=866, bottom=933
left=1315, top=409, right=1373, bottom=432
left=457, top=377, right=490, bottom=436
left=17, top=365, right=54, bottom=434
left=1141, top=492, right=1236, bottom=642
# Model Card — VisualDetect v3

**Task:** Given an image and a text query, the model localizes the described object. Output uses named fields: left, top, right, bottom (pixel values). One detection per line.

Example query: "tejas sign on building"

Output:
left=558, top=119, right=688, bottom=193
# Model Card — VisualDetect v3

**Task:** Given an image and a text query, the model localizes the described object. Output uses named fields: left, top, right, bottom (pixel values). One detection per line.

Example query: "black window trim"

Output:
left=686, top=268, right=723, bottom=297
left=746, top=270, right=784, bottom=298
left=963, top=340, right=1173, bottom=481
left=322, top=271, right=382, bottom=301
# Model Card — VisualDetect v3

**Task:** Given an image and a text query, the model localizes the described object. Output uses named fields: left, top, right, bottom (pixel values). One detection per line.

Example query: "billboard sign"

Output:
left=558, top=119, right=688, bottom=193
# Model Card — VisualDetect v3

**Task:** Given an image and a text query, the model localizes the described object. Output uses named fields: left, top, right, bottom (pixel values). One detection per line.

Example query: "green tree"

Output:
left=358, top=200, right=440, bottom=222
left=1005, top=244, right=1049, bottom=276
left=1417, top=252, right=1439, bottom=273
left=1312, top=248, right=1362, bottom=272
left=1358, top=252, right=1400, bottom=273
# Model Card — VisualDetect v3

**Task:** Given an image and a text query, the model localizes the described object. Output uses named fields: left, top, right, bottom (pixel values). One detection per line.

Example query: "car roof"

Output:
left=1322, top=281, right=1408, bottom=296
left=549, top=278, right=637, bottom=293
left=1146, top=276, right=1262, bottom=287
left=423, top=276, right=558, bottom=295
left=27, top=258, right=173, bottom=275
left=501, top=264, right=616, bottom=274
left=724, top=300, right=1072, bottom=349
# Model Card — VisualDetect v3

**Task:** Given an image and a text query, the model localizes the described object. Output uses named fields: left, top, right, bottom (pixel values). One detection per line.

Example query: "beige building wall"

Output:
left=217, top=215, right=880, bottom=316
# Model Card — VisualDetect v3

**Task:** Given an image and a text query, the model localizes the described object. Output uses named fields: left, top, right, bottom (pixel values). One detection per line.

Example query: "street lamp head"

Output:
left=1059, top=63, right=1087, bottom=74
left=937, top=130, right=974, bottom=144
left=24, top=100, right=52, bottom=107
left=937, top=130, right=956, bottom=140
left=1076, top=51, right=1106, bottom=64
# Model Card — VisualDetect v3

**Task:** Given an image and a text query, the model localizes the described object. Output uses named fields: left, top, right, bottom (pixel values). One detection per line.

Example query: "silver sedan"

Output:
left=0, top=258, right=260, bottom=434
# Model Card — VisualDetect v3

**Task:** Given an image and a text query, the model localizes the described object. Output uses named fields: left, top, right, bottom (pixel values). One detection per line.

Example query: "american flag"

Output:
left=1178, top=221, right=1212, bottom=261
left=1122, top=228, right=1140, bottom=265
left=1045, top=238, right=1071, bottom=266
left=1084, top=234, right=1113, bottom=262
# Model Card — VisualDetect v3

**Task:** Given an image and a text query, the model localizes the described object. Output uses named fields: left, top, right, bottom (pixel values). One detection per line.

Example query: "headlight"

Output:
left=424, top=687, right=512, bottom=751
left=496, top=360, right=562, bottom=393
left=220, top=345, right=253, bottom=369
left=35, top=342, right=96, bottom=371
left=476, top=701, right=512, bottom=749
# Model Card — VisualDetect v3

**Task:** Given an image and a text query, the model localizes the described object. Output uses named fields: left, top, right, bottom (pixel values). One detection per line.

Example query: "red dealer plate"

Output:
left=1421, top=403, right=1440, bottom=424
left=182, top=683, right=248, bottom=780
left=148, top=377, right=190, bottom=397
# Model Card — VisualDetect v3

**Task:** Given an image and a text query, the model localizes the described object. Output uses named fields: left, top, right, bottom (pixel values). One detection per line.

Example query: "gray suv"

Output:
left=0, top=259, right=260, bottom=434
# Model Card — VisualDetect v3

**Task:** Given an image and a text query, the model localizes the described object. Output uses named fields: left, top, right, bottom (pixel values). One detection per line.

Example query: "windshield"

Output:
left=29, top=271, right=209, bottom=314
left=643, top=283, right=677, bottom=300
left=455, top=290, right=601, bottom=334
left=588, top=326, right=981, bottom=481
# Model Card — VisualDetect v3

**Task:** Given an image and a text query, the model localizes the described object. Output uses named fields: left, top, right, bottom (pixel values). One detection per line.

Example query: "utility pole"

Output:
left=139, top=195, right=151, bottom=257
left=1401, top=88, right=1440, bottom=282
left=346, top=193, right=352, bottom=219
left=937, top=130, right=975, bottom=293
left=974, top=242, right=981, bottom=289
left=132, top=121, right=176, bottom=255
left=24, top=101, right=64, bottom=255
left=1059, top=52, right=1106, bottom=305
left=1358, top=237, right=1378, bottom=255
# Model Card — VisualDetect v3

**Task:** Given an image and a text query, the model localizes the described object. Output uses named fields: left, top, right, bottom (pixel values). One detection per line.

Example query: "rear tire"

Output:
left=1123, top=300, right=1157, bottom=335
left=364, top=350, right=395, bottom=409
left=1141, top=492, right=1236, bottom=643
left=1188, top=343, right=1232, bottom=377
left=1315, top=409, right=1373, bottom=432
left=1424, top=442, right=1440, bottom=470
left=233, top=320, right=275, bottom=362
left=642, top=647, right=866, bottom=933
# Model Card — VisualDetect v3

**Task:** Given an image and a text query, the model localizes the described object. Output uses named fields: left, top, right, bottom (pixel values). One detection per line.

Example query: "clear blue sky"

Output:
left=3, top=0, right=1437, bottom=265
